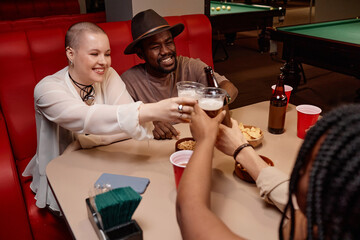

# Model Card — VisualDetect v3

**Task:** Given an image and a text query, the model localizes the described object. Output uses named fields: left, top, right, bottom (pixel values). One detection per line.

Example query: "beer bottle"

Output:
left=204, top=66, right=219, bottom=88
left=268, top=74, right=287, bottom=134
left=204, top=66, right=232, bottom=127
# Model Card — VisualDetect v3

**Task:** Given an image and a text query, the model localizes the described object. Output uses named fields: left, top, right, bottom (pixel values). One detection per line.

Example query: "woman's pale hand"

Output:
left=139, top=97, right=196, bottom=124
left=215, top=118, right=248, bottom=156
left=190, top=104, right=225, bottom=143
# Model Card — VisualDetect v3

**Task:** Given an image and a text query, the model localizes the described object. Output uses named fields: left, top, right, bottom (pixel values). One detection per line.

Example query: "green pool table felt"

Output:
left=210, top=1, right=276, bottom=16
left=277, top=18, right=360, bottom=45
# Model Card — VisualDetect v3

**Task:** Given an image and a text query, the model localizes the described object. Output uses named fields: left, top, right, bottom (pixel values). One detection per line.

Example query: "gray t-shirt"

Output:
left=121, top=55, right=228, bottom=103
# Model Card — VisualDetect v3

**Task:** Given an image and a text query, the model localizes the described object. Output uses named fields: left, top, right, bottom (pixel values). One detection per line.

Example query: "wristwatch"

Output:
left=225, top=93, right=231, bottom=104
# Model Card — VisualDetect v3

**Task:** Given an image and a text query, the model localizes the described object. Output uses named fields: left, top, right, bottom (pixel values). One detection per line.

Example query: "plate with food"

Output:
left=175, top=137, right=196, bottom=151
left=238, top=123, right=264, bottom=148
left=234, top=155, right=274, bottom=183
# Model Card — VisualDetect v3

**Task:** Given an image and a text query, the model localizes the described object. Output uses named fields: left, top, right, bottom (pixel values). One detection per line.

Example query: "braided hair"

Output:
left=279, top=104, right=360, bottom=240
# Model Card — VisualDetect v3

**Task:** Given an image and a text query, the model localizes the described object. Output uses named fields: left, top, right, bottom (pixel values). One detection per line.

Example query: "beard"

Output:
left=147, top=52, right=178, bottom=74
left=158, top=54, right=177, bottom=74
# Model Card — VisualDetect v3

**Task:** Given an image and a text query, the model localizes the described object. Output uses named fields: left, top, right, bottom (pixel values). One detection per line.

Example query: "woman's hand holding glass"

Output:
left=139, top=97, right=197, bottom=124
left=190, top=104, right=225, bottom=144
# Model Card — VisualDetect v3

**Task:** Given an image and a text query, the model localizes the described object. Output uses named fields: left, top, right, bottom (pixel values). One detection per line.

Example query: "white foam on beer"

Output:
left=198, top=98, right=223, bottom=111
left=178, top=89, right=199, bottom=99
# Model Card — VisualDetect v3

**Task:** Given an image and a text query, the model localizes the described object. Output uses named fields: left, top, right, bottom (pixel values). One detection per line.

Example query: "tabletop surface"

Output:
left=276, top=18, right=360, bottom=45
left=210, top=1, right=276, bottom=16
left=46, top=101, right=303, bottom=240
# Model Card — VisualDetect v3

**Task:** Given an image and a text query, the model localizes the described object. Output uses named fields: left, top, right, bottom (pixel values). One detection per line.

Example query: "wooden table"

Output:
left=46, top=101, right=303, bottom=240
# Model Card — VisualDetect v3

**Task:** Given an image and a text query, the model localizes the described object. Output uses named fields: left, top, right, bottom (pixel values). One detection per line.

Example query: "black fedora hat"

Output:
left=124, top=9, right=185, bottom=55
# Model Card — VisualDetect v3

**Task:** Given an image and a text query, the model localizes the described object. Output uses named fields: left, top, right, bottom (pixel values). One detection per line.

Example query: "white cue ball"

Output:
left=216, top=6, right=221, bottom=11
left=227, top=6, right=231, bottom=10
left=222, top=5, right=226, bottom=10
left=211, top=7, right=215, bottom=11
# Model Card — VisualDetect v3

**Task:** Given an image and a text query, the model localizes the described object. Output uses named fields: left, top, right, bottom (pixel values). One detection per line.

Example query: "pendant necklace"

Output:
left=68, top=72, right=95, bottom=105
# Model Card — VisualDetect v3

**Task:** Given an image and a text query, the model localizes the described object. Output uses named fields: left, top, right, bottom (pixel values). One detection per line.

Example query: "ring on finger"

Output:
left=178, top=104, right=184, bottom=113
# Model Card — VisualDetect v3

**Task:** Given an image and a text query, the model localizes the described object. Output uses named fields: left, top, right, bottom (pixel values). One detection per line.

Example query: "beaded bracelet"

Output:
left=233, top=143, right=253, bottom=160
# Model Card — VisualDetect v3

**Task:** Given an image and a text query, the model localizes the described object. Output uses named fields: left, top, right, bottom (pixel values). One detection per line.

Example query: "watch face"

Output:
left=226, top=94, right=231, bottom=104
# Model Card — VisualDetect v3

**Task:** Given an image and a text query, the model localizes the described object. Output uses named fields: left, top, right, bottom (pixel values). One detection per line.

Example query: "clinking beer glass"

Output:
left=176, top=81, right=205, bottom=100
left=197, top=87, right=232, bottom=127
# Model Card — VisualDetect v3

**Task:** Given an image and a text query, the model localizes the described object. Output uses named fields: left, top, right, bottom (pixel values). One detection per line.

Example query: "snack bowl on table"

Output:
left=175, top=137, right=196, bottom=151
left=239, top=124, right=264, bottom=148
left=234, top=155, right=274, bottom=183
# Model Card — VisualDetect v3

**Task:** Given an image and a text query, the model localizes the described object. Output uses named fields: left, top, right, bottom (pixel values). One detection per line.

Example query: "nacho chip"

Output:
left=238, top=123, right=262, bottom=140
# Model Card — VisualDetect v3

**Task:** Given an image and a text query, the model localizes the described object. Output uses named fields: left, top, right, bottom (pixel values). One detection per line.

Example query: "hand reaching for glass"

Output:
left=139, top=97, right=197, bottom=124
left=215, top=118, right=248, bottom=156
left=190, top=104, right=225, bottom=144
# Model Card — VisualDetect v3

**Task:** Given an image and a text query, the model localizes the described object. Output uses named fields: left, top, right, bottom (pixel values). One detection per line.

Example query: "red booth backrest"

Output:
left=0, top=0, right=80, bottom=20
left=0, top=13, right=213, bottom=240
left=0, top=12, right=106, bottom=33
left=0, top=14, right=213, bottom=164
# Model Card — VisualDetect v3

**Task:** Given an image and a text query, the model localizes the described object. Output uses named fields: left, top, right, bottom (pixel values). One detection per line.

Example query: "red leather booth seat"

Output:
left=0, top=0, right=80, bottom=20
left=0, top=12, right=106, bottom=33
left=0, top=14, right=213, bottom=239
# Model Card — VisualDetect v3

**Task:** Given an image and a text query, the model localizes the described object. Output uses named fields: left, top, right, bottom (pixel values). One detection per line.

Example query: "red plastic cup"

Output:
left=169, top=150, right=193, bottom=189
left=272, top=84, right=293, bottom=107
left=296, top=105, right=322, bottom=139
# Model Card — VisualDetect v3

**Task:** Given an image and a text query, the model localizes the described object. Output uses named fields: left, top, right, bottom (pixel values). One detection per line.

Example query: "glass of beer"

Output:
left=197, top=87, right=232, bottom=127
left=176, top=81, right=205, bottom=100
left=197, top=87, right=225, bottom=116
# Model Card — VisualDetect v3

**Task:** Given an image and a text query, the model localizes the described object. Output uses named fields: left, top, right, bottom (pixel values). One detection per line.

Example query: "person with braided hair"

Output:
left=280, top=103, right=360, bottom=240
left=176, top=103, right=360, bottom=240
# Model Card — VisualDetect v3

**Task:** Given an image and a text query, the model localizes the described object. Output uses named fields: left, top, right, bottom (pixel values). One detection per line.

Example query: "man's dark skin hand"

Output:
left=153, top=121, right=180, bottom=139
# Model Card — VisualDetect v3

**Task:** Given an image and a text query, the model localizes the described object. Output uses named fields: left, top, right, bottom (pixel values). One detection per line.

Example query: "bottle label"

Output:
left=268, top=105, right=286, bottom=129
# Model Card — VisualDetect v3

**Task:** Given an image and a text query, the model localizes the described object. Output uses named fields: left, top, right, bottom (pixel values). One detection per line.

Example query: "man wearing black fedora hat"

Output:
left=121, top=9, right=238, bottom=140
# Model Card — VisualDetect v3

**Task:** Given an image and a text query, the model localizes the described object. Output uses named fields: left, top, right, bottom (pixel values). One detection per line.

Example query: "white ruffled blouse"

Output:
left=23, top=66, right=153, bottom=212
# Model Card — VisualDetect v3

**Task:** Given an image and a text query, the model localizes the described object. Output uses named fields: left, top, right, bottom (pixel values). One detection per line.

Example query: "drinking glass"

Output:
left=176, top=81, right=205, bottom=100
left=197, top=87, right=232, bottom=127
left=197, top=87, right=225, bottom=117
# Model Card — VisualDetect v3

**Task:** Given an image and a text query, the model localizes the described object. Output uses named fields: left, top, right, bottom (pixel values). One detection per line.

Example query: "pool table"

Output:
left=269, top=18, right=360, bottom=92
left=205, top=0, right=285, bottom=55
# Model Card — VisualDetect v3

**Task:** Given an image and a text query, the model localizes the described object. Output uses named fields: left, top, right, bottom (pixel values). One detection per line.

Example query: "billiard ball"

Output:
left=216, top=6, right=221, bottom=11
left=222, top=5, right=226, bottom=10
left=227, top=6, right=231, bottom=10
left=211, top=7, right=215, bottom=11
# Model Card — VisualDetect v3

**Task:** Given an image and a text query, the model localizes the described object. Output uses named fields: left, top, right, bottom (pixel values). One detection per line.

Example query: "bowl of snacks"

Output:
left=175, top=137, right=196, bottom=151
left=239, top=123, right=264, bottom=148
left=234, top=155, right=274, bottom=183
